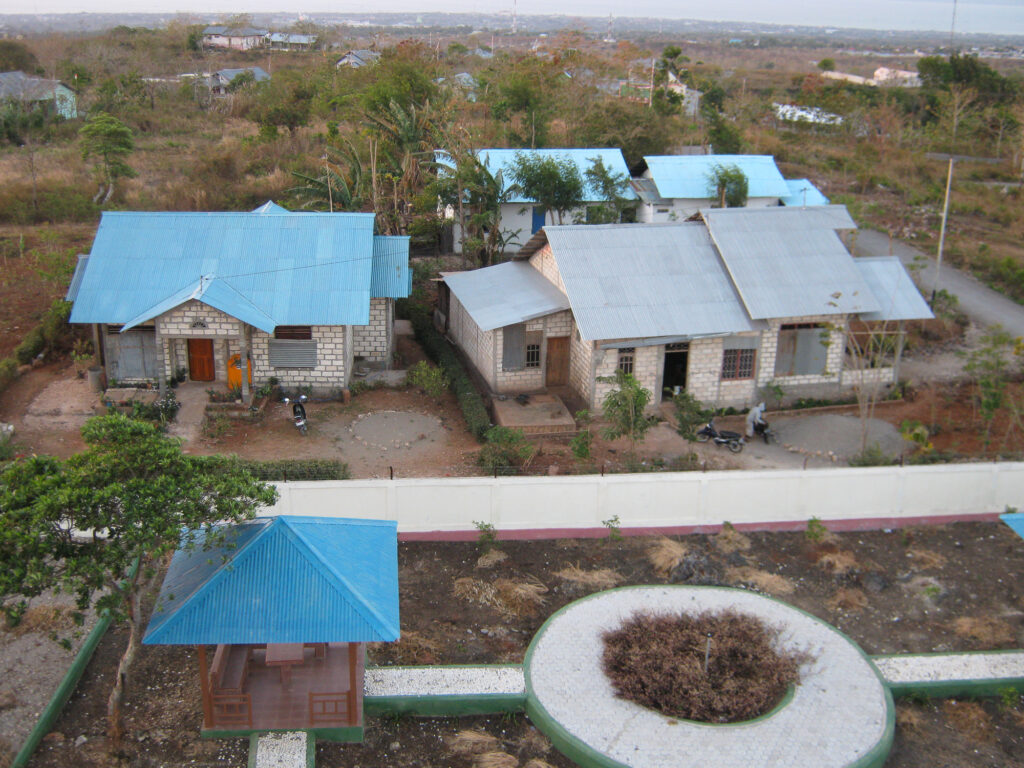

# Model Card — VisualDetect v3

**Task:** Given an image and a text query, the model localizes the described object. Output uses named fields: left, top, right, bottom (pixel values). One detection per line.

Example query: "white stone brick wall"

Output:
left=447, top=294, right=496, bottom=390
left=156, top=300, right=242, bottom=382
left=353, top=297, right=392, bottom=362
left=590, top=343, right=661, bottom=411
left=528, top=245, right=568, bottom=294
left=842, top=367, right=895, bottom=387
left=492, top=310, right=576, bottom=393
left=757, top=315, right=847, bottom=392
left=569, top=330, right=594, bottom=406
left=249, top=325, right=349, bottom=394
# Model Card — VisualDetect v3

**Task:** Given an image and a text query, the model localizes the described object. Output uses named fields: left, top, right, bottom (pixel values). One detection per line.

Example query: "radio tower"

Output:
left=512, top=0, right=518, bottom=35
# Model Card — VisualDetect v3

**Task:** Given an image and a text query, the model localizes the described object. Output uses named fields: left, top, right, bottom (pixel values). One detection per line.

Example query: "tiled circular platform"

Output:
left=524, top=586, right=894, bottom=768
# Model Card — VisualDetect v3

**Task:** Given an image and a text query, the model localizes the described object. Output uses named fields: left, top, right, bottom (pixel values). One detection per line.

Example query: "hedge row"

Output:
left=408, top=305, right=491, bottom=441
left=237, top=458, right=352, bottom=481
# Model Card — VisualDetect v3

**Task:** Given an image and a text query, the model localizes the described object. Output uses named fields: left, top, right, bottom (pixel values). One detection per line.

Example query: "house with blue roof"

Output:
left=208, top=66, right=270, bottom=96
left=633, top=155, right=791, bottom=223
left=143, top=515, right=399, bottom=738
left=66, top=203, right=410, bottom=398
left=447, top=148, right=636, bottom=254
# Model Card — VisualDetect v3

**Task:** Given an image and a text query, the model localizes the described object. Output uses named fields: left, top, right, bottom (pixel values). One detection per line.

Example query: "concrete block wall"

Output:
left=569, top=331, right=594, bottom=406
left=448, top=295, right=496, bottom=389
left=528, top=245, right=568, bottom=294
left=591, top=343, right=661, bottom=409
left=249, top=325, right=349, bottom=393
left=493, top=310, right=576, bottom=393
left=157, top=300, right=242, bottom=382
left=353, top=297, right=392, bottom=362
left=756, top=315, right=847, bottom=391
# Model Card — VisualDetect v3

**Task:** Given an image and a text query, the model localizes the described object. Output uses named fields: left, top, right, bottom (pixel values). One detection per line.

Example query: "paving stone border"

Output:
left=872, top=650, right=1024, bottom=699
left=364, top=665, right=525, bottom=717
left=523, top=586, right=894, bottom=768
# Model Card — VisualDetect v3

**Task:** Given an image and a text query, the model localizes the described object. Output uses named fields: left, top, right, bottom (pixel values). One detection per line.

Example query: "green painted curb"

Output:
left=246, top=733, right=259, bottom=768
left=204, top=727, right=362, bottom=743
left=871, top=651, right=1024, bottom=701
left=306, top=732, right=316, bottom=768
left=522, top=585, right=896, bottom=768
left=365, top=692, right=525, bottom=717
left=11, top=611, right=114, bottom=768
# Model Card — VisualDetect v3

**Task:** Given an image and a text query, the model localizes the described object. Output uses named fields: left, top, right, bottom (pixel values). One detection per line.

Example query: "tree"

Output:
left=509, top=152, right=584, bottom=226
left=251, top=70, right=313, bottom=137
left=706, top=112, right=743, bottom=154
left=600, top=369, right=655, bottom=457
left=0, top=415, right=278, bottom=747
left=0, top=40, right=40, bottom=73
left=671, top=390, right=709, bottom=441
left=288, top=143, right=366, bottom=212
left=818, top=58, right=836, bottom=72
left=963, top=326, right=1015, bottom=450
left=581, top=156, right=633, bottom=224
left=78, top=111, right=136, bottom=205
left=574, top=99, right=675, bottom=167
left=706, top=163, right=748, bottom=208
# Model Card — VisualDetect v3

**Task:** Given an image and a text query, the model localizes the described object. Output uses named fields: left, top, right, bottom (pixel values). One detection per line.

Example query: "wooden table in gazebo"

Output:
left=143, top=516, right=400, bottom=741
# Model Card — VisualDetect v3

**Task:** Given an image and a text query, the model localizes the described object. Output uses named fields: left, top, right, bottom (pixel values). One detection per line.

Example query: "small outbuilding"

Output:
left=143, top=515, right=399, bottom=740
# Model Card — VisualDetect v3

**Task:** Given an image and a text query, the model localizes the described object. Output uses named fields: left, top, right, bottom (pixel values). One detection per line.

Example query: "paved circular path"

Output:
left=524, top=586, right=893, bottom=768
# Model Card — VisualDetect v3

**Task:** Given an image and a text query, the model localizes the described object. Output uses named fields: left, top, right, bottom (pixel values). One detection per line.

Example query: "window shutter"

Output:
left=502, top=324, right=526, bottom=370
left=269, top=339, right=318, bottom=368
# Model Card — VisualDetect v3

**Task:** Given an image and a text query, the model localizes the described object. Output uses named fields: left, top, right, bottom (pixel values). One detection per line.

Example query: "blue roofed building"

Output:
left=143, top=515, right=398, bottom=737
left=201, top=25, right=268, bottom=50
left=66, top=203, right=410, bottom=397
left=208, top=66, right=270, bottom=96
left=781, top=178, right=830, bottom=207
left=634, top=154, right=791, bottom=223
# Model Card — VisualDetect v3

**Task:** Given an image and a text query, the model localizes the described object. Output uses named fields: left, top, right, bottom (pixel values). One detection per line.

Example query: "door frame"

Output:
left=545, top=336, right=570, bottom=387
left=187, top=338, right=216, bottom=382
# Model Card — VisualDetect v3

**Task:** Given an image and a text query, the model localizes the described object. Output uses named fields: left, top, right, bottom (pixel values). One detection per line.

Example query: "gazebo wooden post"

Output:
left=348, top=643, right=358, bottom=725
left=197, top=645, right=213, bottom=728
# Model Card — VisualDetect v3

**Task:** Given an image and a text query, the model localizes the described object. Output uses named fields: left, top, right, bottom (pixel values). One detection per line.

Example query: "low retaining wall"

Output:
left=263, top=462, right=1024, bottom=538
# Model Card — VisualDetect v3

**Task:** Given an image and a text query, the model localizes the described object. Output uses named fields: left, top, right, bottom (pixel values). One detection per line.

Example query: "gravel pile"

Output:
left=255, top=731, right=306, bottom=768
left=775, top=413, right=911, bottom=460
left=873, top=651, right=1024, bottom=684
left=365, top=665, right=525, bottom=697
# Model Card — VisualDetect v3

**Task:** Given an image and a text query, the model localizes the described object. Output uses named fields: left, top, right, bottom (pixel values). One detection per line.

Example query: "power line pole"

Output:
left=932, top=157, right=955, bottom=305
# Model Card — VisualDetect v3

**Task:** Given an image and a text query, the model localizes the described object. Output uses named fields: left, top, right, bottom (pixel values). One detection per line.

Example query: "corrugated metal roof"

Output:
left=854, top=257, right=934, bottom=321
left=216, top=67, right=270, bottom=83
left=70, top=211, right=380, bottom=328
left=444, top=261, right=571, bottom=331
left=703, top=207, right=878, bottom=319
left=0, top=70, right=61, bottom=101
left=371, top=236, right=412, bottom=299
left=781, top=178, right=830, bottom=207
left=542, top=223, right=756, bottom=341
left=1002, top=512, right=1024, bottom=541
left=143, top=516, right=399, bottom=645
left=475, top=148, right=637, bottom=203
left=65, top=255, right=88, bottom=302
left=252, top=200, right=290, bottom=214
left=644, top=155, right=791, bottom=199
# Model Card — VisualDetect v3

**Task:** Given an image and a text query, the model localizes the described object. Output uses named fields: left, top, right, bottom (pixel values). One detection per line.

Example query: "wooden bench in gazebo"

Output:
left=143, top=516, right=400, bottom=741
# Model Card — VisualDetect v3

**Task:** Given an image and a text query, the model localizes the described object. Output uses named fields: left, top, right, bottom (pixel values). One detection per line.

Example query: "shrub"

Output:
left=14, top=326, right=45, bottom=365
left=0, top=357, right=17, bottom=393
left=409, top=305, right=490, bottom=439
left=477, top=426, right=533, bottom=475
left=130, top=391, right=180, bottom=426
left=848, top=444, right=896, bottom=466
left=406, top=360, right=448, bottom=398
left=40, top=300, right=73, bottom=353
left=235, top=458, right=351, bottom=481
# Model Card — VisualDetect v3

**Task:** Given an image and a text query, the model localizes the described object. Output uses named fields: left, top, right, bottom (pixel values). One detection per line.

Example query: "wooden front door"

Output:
left=187, top=339, right=215, bottom=382
left=545, top=337, right=570, bottom=387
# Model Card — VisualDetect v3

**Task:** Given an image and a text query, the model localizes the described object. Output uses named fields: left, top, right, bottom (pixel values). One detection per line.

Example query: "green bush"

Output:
left=406, top=360, right=449, bottom=398
left=14, top=326, right=45, bottom=365
left=477, top=426, right=534, bottom=475
left=236, top=458, right=352, bottom=481
left=848, top=444, right=896, bottom=466
left=41, top=300, right=73, bottom=352
left=0, top=357, right=17, bottom=393
left=409, top=305, right=491, bottom=440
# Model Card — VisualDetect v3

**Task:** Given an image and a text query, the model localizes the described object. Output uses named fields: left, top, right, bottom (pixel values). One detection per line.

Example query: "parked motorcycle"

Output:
left=283, top=395, right=308, bottom=435
left=695, top=419, right=744, bottom=453
left=753, top=420, right=774, bottom=444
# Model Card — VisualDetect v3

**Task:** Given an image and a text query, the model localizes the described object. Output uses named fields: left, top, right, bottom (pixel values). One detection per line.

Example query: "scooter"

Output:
left=695, top=419, right=744, bottom=453
left=282, top=395, right=308, bottom=435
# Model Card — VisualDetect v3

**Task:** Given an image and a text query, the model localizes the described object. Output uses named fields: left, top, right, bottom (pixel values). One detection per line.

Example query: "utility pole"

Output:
left=932, top=157, right=955, bottom=305
left=648, top=58, right=655, bottom=108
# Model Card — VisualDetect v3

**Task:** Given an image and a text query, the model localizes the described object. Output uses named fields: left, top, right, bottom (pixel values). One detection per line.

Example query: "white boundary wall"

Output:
left=263, top=463, right=1024, bottom=534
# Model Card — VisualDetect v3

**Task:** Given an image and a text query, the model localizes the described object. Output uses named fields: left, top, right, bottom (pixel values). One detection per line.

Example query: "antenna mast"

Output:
left=512, top=0, right=518, bottom=35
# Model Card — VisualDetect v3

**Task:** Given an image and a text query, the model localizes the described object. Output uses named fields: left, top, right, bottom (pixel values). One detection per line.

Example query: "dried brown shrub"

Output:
left=454, top=577, right=499, bottom=607
left=714, top=523, right=751, bottom=554
left=523, top=761, right=556, bottom=768
left=473, top=751, right=518, bottom=768
left=647, top=537, right=687, bottom=578
left=906, top=548, right=946, bottom=570
left=1, top=605, right=76, bottom=638
left=953, top=617, right=1015, bottom=649
left=387, top=631, right=443, bottom=664
left=602, top=610, right=808, bottom=723
left=554, top=564, right=624, bottom=590
left=724, top=566, right=795, bottom=595
left=494, top=577, right=548, bottom=618
left=450, top=730, right=499, bottom=755
left=518, top=727, right=551, bottom=755
left=896, top=705, right=925, bottom=736
left=476, top=549, right=509, bottom=569
left=942, top=700, right=994, bottom=742
left=816, top=550, right=859, bottom=576
left=828, top=587, right=869, bottom=612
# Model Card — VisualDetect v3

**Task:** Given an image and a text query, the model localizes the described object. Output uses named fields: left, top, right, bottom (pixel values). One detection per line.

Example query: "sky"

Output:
left=12, top=0, right=1024, bottom=36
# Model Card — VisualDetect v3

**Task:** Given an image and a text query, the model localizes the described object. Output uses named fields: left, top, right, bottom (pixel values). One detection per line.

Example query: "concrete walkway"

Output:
left=166, top=382, right=208, bottom=447
left=854, top=229, right=1024, bottom=336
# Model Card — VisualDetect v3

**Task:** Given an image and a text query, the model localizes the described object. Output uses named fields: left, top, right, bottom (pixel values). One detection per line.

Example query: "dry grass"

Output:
left=476, top=549, right=508, bottom=569
left=816, top=550, right=860, bottom=576
left=906, top=548, right=946, bottom=570
left=523, top=761, right=557, bottom=768
left=828, top=587, right=869, bottom=612
left=494, top=577, right=548, bottom=618
left=454, top=577, right=499, bottom=606
left=714, top=524, right=751, bottom=554
left=647, top=537, right=687, bottom=578
left=450, top=730, right=499, bottom=755
left=942, top=700, right=993, bottom=742
left=1, top=605, right=76, bottom=638
left=895, top=705, right=925, bottom=736
left=473, top=751, right=518, bottom=768
left=724, top=566, right=795, bottom=595
left=386, top=630, right=443, bottom=664
left=553, top=564, right=624, bottom=590
left=519, top=727, right=551, bottom=755
left=952, top=616, right=1015, bottom=649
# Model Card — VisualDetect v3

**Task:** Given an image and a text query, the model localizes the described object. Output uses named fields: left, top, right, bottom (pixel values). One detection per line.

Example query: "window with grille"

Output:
left=274, top=325, right=312, bottom=340
left=618, top=347, right=635, bottom=374
left=722, top=348, right=756, bottom=380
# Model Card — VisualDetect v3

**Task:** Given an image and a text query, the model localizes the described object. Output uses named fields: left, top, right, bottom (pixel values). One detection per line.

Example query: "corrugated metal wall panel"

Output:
left=268, top=339, right=317, bottom=368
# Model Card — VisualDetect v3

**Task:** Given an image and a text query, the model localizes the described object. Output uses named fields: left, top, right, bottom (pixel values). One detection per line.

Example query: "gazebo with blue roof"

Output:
left=143, top=515, right=399, bottom=740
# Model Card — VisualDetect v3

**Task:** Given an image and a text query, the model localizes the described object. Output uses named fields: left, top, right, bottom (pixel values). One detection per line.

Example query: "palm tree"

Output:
left=287, top=144, right=365, bottom=212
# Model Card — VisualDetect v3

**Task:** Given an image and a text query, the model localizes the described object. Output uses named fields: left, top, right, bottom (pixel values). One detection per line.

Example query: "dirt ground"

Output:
left=22, top=522, right=1024, bottom=768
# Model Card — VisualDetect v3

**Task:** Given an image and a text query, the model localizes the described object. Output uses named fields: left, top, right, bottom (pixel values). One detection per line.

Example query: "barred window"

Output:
left=618, top=347, right=635, bottom=375
left=525, top=343, right=541, bottom=368
left=722, top=348, right=756, bottom=380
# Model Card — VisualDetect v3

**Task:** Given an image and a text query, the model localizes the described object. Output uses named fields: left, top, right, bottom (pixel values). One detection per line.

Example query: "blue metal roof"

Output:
left=143, top=516, right=400, bottom=645
left=65, top=255, right=88, bottom=302
left=252, top=200, right=290, bottom=214
left=70, top=211, right=381, bottom=330
left=371, top=236, right=412, bottom=299
left=644, top=155, right=791, bottom=199
left=216, top=67, right=270, bottom=83
left=781, top=178, right=830, bottom=207
left=475, top=148, right=637, bottom=203
left=1003, top=512, right=1024, bottom=541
